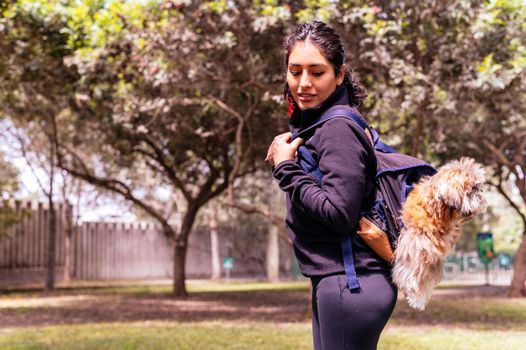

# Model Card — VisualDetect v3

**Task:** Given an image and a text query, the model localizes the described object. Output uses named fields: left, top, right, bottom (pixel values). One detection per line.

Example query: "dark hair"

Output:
left=283, top=21, right=367, bottom=108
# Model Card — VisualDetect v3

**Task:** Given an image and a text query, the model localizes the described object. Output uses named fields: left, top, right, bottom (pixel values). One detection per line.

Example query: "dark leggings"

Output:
left=311, top=271, right=397, bottom=350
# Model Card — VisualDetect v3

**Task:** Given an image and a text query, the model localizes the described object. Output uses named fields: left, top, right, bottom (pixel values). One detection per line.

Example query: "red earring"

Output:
left=287, top=94, right=296, bottom=118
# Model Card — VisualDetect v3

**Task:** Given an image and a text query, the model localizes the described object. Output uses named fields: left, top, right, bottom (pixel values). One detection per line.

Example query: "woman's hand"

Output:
left=266, top=132, right=303, bottom=167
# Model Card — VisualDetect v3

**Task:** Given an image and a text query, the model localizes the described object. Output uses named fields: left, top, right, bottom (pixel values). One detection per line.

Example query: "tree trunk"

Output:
left=173, top=240, right=188, bottom=297
left=172, top=207, right=198, bottom=297
left=266, top=224, right=280, bottom=282
left=63, top=204, right=73, bottom=283
left=45, top=200, right=57, bottom=291
left=209, top=203, right=221, bottom=280
left=509, top=231, right=526, bottom=297
left=63, top=232, right=71, bottom=283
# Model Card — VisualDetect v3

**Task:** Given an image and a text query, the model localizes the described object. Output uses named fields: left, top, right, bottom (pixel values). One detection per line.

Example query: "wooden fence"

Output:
left=0, top=201, right=295, bottom=286
left=73, top=222, right=173, bottom=280
left=0, top=201, right=70, bottom=285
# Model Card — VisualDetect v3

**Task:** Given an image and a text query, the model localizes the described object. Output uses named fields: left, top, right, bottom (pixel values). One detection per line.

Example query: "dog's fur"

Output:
left=392, top=157, right=487, bottom=310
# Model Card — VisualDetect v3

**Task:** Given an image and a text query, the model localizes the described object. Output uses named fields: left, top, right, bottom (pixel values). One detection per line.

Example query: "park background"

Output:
left=1, top=0, right=525, bottom=349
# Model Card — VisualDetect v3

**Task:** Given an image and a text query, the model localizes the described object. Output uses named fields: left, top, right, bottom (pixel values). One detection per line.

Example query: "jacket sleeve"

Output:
left=272, top=118, right=369, bottom=236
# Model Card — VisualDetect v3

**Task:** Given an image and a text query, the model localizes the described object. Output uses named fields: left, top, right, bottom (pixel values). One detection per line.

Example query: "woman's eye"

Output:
left=289, top=70, right=324, bottom=77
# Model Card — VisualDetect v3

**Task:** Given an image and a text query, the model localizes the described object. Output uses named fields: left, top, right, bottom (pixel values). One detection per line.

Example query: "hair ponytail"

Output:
left=343, top=69, right=367, bottom=107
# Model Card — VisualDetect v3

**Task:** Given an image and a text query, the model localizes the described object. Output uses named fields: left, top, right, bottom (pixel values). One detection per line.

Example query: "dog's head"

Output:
left=433, top=157, right=487, bottom=218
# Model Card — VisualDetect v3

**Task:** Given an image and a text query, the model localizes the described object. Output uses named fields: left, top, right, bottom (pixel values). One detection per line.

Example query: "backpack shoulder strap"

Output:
left=320, top=106, right=369, bottom=129
left=300, top=105, right=397, bottom=154
left=292, top=105, right=370, bottom=292
left=322, top=106, right=377, bottom=147
left=296, top=146, right=324, bottom=185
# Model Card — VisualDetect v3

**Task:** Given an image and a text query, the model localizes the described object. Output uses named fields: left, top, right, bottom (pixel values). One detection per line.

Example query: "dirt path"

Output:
left=0, top=285, right=517, bottom=330
left=0, top=290, right=311, bottom=328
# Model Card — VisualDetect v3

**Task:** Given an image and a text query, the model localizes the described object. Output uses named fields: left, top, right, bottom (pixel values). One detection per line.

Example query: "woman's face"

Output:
left=287, top=40, right=345, bottom=110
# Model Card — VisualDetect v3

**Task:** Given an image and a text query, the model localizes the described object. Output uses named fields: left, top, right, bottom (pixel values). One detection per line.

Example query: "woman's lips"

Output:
left=298, top=93, right=316, bottom=102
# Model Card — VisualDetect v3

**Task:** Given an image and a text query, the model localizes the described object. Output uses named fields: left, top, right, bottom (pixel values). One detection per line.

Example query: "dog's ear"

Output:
left=456, top=158, right=487, bottom=185
left=458, top=158, right=487, bottom=215
left=432, top=167, right=466, bottom=211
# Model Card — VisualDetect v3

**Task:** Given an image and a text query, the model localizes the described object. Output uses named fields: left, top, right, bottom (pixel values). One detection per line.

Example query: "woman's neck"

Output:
left=292, top=85, right=350, bottom=131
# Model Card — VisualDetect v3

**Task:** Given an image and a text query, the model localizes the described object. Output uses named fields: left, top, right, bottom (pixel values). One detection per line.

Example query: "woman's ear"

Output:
left=337, top=64, right=347, bottom=85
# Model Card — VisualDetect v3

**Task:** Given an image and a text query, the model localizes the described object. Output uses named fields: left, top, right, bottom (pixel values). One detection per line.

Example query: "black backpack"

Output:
left=293, top=105, right=437, bottom=291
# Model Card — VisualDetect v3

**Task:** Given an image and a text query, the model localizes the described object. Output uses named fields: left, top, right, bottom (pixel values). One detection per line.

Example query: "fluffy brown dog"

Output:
left=392, top=157, right=487, bottom=310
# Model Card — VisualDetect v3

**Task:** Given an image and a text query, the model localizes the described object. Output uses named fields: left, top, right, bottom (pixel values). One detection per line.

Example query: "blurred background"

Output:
left=0, top=1, right=525, bottom=349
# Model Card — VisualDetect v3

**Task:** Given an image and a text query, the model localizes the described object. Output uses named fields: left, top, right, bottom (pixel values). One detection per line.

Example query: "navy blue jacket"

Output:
left=273, top=86, right=390, bottom=277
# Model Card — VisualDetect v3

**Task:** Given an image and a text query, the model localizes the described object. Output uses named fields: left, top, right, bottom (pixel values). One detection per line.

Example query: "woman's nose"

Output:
left=299, top=72, right=312, bottom=88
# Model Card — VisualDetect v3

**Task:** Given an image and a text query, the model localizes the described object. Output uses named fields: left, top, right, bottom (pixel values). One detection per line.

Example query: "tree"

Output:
left=422, top=1, right=526, bottom=296
left=9, top=127, right=62, bottom=290
left=1, top=0, right=290, bottom=296
left=0, top=153, right=19, bottom=202
left=0, top=0, right=85, bottom=290
left=0, top=150, right=21, bottom=235
left=2, top=0, right=272, bottom=289
left=64, top=1, right=290, bottom=296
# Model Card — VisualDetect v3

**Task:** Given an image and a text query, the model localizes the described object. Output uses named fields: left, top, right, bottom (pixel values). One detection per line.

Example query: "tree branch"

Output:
left=489, top=168, right=526, bottom=232
left=55, top=142, right=174, bottom=232
left=139, top=133, right=193, bottom=201
left=225, top=201, right=291, bottom=245
left=481, top=139, right=515, bottom=169
left=11, top=129, right=51, bottom=197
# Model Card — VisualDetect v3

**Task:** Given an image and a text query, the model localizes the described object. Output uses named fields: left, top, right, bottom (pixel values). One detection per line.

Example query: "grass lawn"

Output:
left=0, top=322, right=311, bottom=350
left=1, top=321, right=525, bottom=350
left=1, top=280, right=525, bottom=350
left=380, top=326, right=526, bottom=350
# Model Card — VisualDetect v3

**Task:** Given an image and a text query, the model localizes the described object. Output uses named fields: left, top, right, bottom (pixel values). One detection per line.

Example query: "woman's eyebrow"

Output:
left=288, top=63, right=327, bottom=68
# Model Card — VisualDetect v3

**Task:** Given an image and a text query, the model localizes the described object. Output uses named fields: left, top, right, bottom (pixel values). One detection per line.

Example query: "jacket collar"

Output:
left=290, top=85, right=350, bottom=136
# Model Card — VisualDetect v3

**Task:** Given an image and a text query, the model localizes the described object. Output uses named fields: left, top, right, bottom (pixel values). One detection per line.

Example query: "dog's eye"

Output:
left=472, top=185, right=483, bottom=192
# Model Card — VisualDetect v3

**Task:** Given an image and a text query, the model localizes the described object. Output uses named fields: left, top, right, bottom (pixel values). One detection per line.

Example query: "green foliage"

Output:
left=0, top=154, right=21, bottom=236
left=492, top=208, right=524, bottom=254
left=68, top=0, right=150, bottom=52
left=58, top=1, right=289, bottom=216
left=295, top=0, right=335, bottom=23
left=0, top=153, right=19, bottom=200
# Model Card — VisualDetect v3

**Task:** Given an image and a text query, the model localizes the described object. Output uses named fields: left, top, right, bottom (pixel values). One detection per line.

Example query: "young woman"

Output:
left=266, top=21, right=397, bottom=350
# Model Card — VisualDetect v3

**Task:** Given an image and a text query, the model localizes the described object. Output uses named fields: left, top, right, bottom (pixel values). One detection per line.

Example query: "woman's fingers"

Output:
left=266, top=132, right=292, bottom=165
left=270, top=136, right=304, bottom=166
left=266, top=133, right=303, bottom=167
left=289, top=137, right=303, bottom=151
